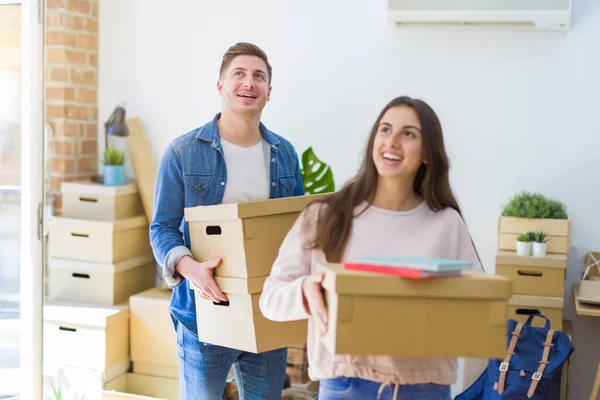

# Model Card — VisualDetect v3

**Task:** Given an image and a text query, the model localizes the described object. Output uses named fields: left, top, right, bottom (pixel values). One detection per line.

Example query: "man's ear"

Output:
left=266, top=86, right=272, bottom=102
left=217, top=80, right=223, bottom=95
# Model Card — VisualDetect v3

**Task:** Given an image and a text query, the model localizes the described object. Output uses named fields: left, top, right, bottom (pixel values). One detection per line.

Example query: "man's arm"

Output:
left=149, top=142, right=191, bottom=288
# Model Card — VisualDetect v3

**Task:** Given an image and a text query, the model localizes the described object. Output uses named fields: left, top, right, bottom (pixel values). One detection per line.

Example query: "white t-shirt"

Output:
left=220, top=138, right=271, bottom=204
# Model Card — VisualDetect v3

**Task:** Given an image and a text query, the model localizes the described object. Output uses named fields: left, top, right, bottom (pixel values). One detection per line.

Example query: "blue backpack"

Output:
left=456, top=314, right=574, bottom=400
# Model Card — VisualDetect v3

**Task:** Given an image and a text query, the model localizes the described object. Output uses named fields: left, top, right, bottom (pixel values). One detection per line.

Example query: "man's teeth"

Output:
left=383, top=153, right=402, bottom=161
left=238, top=94, right=256, bottom=98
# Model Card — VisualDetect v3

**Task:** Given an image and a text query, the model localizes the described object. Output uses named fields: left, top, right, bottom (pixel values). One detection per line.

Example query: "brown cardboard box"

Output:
left=578, top=251, right=600, bottom=305
left=495, top=250, right=567, bottom=297
left=130, top=287, right=178, bottom=379
left=43, top=365, right=128, bottom=400
left=184, top=194, right=325, bottom=278
left=43, top=301, right=130, bottom=382
left=62, top=180, right=144, bottom=221
left=497, top=216, right=570, bottom=254
left=318, top=263, right=512, bottom=359
left=48, top=254, right=155, bottom=306
left=49, top=215, right=151, bottom=264
left=507, top=295, right=564, bottom=329
left=193, top=276, right=307, bottom=353
left=104, top=373, right=179, bottom=400
left=103, top=394, right=164, bottom=400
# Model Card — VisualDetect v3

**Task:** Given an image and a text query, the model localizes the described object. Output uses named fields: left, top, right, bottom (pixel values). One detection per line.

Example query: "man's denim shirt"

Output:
left=150, top=113, right=305, bottom=335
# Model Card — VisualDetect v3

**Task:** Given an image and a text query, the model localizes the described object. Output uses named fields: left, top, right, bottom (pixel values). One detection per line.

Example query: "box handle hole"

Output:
left=59, top=326, right=77, bottom=333
left=72, top=273, right=90, bottom=279
left=79, top=197, right=98, bottom=203
left=206, top=226, right=222, bottom=235
left=518, top=270, right=543, bottom=277
left=515, top=308, right=541, bottom=315
left=213, top=300, right=230, bottom=307
left=71, top=233, right=89, bottom=238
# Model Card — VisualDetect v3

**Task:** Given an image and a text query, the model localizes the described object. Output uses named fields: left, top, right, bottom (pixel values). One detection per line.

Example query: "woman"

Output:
left=259, top=96, right=482, bottom=400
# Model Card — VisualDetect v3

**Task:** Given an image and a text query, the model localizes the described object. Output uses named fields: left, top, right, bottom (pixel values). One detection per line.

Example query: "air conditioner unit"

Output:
left=388, top=0, right=572, bottom=31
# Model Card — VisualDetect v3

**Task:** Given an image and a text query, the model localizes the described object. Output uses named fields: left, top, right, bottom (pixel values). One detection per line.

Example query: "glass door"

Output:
left=0, top=0, right=45, bottom=398
left=0, top=3, right=23, bottom=398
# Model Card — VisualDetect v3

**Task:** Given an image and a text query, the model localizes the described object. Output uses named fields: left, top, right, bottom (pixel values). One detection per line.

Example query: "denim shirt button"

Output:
left=271, top=158, right=276, bottom=163
left=271, top=182, right=276, bottom=187
left=220, top=182, right=225, bottom=186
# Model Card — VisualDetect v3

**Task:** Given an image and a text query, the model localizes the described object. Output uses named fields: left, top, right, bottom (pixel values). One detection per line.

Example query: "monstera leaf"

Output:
left=300, top=147, right=335, bottom=194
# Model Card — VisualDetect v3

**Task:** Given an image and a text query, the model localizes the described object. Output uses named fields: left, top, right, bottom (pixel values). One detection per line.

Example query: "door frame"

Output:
left=19, top=0, right=45, bottom=398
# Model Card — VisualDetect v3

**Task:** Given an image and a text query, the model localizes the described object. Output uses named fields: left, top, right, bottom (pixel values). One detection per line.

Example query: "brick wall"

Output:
left=45, top=0, right=99, bottom=214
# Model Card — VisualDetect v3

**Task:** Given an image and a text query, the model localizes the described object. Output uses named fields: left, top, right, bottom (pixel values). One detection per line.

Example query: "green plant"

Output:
left=103, top=146, right=126, bottom=166
left=526, top=231, right=537, bottom=242
left=501, top=191, right=568, bottom=219
left=300, top=147, right=335, bottom=194
left=517, top=234, right=531, bottom=242
left=532, top=231, right=550, bottom=244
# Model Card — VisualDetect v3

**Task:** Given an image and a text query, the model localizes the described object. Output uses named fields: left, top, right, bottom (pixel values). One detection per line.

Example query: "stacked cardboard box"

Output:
left=184, top=195, right=325, bottom=353
left=495, top=216, right=572, bottom=399
left=128, top=288, right=179, bottom=384
left=45, top=180, right=171, bottom=400
left=495, top=216, right=570, bottom=330
left=286, top=343, right=309, bottom=384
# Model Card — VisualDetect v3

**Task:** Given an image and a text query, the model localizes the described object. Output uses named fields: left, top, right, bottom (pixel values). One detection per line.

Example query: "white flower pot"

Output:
left=516, top=241, right=532, bottom=256
left=533, top=242, right=548, bottom=257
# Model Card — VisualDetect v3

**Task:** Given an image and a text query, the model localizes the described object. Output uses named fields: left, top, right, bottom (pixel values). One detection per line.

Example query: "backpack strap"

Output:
left=526, top=328, right=555, bottom=398
left=497, top=322, right=525, bottom=395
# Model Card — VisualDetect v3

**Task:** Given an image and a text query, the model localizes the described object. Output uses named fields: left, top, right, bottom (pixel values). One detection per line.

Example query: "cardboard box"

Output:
left=104, top=373, right=179, bottom=400
left=103, top=394, right=165, bottom=400
left=62, top=180, right=144, bottom=221
left=43, top=300, right=130, bottom=382
left=578, top=251, right=600, bottom=305
left=49, top=254, right=155, bottom=305
left=495, top=250, right=567, bottom=297
left=287, top=343, right=307, bottom=365
left=43, top=368, right=177, bottom=400
left=497, top=216, right=570, bottom=255
left=43, top=365, right=130, bottom=400
left=184, top=194, right=325, bottom=278
left=318, top=263, right=512, bottom=359
left=507, top=295, right=564, bottom=330
left=193, top=276, right=307, bottom=353
left=49, top=215, right=151, bottom=264
left=130, top=288, right=178, bottom=379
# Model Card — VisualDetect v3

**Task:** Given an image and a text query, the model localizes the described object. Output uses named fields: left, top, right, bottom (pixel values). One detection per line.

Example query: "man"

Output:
left=150, top=42, right=304, bottom=399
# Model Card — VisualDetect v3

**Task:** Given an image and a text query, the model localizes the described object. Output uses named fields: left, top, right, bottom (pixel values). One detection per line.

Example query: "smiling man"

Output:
left=150, top=42, right=304, bottom=399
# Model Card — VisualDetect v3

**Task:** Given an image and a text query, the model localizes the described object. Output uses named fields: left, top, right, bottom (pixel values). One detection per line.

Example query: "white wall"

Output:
left=99, top=1, right=600, bottom=397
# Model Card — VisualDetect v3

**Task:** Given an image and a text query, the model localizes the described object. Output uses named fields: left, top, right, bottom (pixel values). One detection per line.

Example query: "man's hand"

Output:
left=302, top=273, right=328, bottom=336
left=176, top=256, right=228, bottom=303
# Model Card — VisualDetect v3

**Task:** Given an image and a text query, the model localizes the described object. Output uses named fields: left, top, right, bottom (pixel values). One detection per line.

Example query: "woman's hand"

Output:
left=302, top=273, right=328, bottom=336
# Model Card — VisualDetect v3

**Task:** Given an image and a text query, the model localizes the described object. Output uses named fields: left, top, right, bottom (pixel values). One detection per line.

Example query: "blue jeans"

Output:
left=175, top=320, right=288, bottom=400
left=319, top=377, right=451, bottom=400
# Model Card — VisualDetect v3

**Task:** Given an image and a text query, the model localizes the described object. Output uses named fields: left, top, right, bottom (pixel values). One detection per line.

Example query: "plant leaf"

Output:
left=300, top=147, right=335, bottom=195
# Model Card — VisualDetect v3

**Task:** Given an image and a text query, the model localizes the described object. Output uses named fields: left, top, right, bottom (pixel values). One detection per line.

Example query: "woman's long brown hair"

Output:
left=304, top=96, right=468, bottom=263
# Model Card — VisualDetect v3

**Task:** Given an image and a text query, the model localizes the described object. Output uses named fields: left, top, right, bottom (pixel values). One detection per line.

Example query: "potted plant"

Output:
left=102, top=146, right=126, bottom=186
left=498, top=191, right=569, bottom=255
left=300, top=146, right=335, bottom=194
left=516, top=233, right=532, bottom=256
left=532, top=231, right=550, bottom=257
